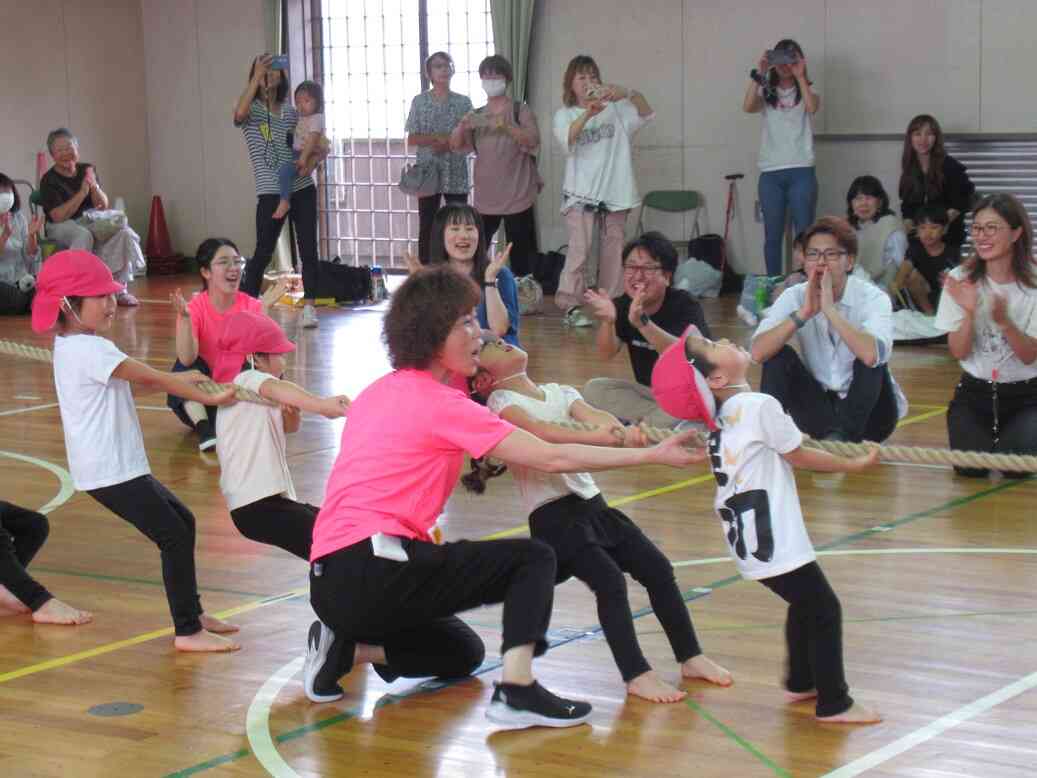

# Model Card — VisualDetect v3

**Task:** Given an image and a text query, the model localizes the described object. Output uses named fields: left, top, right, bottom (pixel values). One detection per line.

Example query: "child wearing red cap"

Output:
left=651, top=325, right=881, bottom=723
left=214, top=310, right=349, bottom=560
left=33, top=250, right=242, bottom=652
left=468, top=338, right=731, bottom=703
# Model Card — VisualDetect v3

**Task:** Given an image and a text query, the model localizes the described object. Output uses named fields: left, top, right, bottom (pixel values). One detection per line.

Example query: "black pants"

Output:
left=243, top=185, right=319, bottom=299
left=479, top=206, right=539, bottom=278
left=310, top=536, right=556, bottom=682
left=532, top=494, right=702, bottom=682
left=0, top=282, right=33, bottom=315
left=230, top=495, right=318, bottom=561
left=947, top=372, right=1037, bottom=477
left=761, top=561, right=853, bottom=718
left=87, top=476, right=204, bottom=636
left=166, top=356, right=217, bottom=430
left=760, top=346, right=899, bottom=442
left=0, top=501, right=52, bottom=611
left=417, top=193, right=468, bottom=264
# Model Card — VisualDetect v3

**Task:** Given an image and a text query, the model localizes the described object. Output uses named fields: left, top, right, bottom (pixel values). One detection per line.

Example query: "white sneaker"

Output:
left=563, top=306, right=594, bottom=328
left=301, top=304, right=319, bottom=329
left=303, top=620, right=344, bottom=703
left=735, top=304, right=758, bottom=327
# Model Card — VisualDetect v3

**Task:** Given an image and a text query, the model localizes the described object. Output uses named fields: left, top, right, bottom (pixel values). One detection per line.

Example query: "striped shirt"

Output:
left=236, top=100, right=313, bottom=197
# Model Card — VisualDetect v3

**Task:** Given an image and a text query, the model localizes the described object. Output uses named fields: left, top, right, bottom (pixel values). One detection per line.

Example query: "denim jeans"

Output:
left=758, top=166, right=817, bottom=276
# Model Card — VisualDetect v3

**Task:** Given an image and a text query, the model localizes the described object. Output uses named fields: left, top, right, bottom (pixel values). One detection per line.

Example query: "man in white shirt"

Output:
left=751, top=217, right=904, bottom=442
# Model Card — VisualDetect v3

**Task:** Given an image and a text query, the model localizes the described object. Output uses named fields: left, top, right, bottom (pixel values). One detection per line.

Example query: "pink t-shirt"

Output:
left=310, top=369, right=515, bottom=561
left=187, top=291, right=264, bottom=383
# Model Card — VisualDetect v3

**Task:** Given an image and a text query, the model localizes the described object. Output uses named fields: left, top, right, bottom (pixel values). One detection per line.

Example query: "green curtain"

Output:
left=490, top=0, right=536, bottom=101
left=265, top=0, right=282, bottom=54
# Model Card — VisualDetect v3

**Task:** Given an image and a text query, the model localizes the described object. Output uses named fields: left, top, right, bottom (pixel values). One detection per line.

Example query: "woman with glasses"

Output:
left=582, top=232, right=711, bottom=427
left=934, top=194, right=1037, bottom=477
left=166, top=238, right=287, bottom=451
left=751, top=217, right=906, bottom=442
left=898, top=115, right=975, bottom=253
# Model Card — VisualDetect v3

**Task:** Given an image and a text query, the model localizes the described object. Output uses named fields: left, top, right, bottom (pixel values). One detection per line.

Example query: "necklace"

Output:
left=492, top=371, right=528, bottom=387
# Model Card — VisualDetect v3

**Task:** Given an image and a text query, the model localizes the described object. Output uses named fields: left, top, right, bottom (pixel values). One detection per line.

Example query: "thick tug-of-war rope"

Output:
left=0, top=339, right=275, bottom=407
left=550, top=419, right=1037, bottom=473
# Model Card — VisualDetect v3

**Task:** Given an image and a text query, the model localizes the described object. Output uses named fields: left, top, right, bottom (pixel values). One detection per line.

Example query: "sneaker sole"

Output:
left=485, top=701, right=591, bottom=729
left=198, top=438, right=217, bottom=452
left=303, top=622, right=343, bottom=703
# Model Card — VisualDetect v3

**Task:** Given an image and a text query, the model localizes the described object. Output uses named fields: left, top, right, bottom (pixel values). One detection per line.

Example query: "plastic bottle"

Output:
left=370, top=265, right=387, bottom=301
left=754, top=278, right=769, bottom=314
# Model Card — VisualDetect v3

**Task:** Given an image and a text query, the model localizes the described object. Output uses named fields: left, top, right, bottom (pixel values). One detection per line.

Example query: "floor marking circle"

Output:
left=0, top=450, right=75, bottom=514
left=246, top=547, right=1037, bottom=778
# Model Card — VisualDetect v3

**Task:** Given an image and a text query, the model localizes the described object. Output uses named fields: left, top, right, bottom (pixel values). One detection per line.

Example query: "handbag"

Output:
left=398, top=161, right=440, bottom=198
left=317, top=259, right=373, bottom=303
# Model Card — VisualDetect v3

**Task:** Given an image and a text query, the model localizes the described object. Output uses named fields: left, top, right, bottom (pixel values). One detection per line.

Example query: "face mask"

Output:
left=0, top=192, right=14, bottom=213
left=481, top=78, right=507, bottom=98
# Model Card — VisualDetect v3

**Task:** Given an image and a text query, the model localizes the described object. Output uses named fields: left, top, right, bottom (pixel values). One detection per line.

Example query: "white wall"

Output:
left=527, top=0, right=1037, bottom=275
left=0, top=0, right=150, bottom=232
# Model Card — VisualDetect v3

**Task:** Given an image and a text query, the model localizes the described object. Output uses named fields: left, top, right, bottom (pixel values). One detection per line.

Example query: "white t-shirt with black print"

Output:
left=934, top=266, right=1037, bottom=382
left=487, top=383, right=600, bottom=513
left=553, top=99, right=652, bottom=212
left=705, top=392, right=816, bottom=580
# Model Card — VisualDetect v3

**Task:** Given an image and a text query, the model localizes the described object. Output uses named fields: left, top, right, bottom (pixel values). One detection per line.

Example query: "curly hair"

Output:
left=383, top=265, right=481, bottom=370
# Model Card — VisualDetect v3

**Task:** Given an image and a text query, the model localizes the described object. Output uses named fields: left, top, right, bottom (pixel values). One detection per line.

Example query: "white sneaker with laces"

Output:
left=301, top=304, right=319, bottom=329
left=564, top=307, right=594, bottom=328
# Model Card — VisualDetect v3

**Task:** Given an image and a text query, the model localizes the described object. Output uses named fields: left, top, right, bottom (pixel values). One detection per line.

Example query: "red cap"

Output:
left=32, top=250, right=125, bottom=333
left=650, top=325, right=718, bottom=430
left=217, top=311, right=296, bottom=356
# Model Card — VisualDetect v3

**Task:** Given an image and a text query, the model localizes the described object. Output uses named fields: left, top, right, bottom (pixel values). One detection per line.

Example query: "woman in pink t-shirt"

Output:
left=166, top=237, right=286, bottom=451
left=304, top=265, right=701, bottom=730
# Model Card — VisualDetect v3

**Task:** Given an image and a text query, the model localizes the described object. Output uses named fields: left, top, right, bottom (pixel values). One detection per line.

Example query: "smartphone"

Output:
left=766, top=48, right=797, bottom=66
left=270, top=54, right=289, bottom=70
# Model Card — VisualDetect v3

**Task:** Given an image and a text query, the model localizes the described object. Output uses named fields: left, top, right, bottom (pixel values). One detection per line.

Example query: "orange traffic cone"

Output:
left=145, top=195, right=183, bottom=275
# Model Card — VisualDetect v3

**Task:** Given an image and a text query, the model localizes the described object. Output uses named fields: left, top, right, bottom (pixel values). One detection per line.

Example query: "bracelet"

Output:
left=483, top=279, right=498, bottom=288
left=789, top=312, right=807, bottom=330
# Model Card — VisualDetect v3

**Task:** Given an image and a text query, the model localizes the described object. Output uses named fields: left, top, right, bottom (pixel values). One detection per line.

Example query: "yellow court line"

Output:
left=0, top=405, right=948, bottom=684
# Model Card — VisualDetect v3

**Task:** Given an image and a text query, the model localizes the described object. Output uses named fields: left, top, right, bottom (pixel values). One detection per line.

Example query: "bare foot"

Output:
left=817, top=702, right=882, bottom=724
left=627, top=670, right=687, bottom=703
left=200, top=613, right=240, bottom=634
left=272, top=199, right=290, bottom=220
left=31, top=598, right=93, bottom=625
left=785, top=689, right=818, bottom=703
left=174, top=629, right=241, bottom=653
left=0, top=584, right=30, bottom=615
left=681, top=654, right=733, bottom=687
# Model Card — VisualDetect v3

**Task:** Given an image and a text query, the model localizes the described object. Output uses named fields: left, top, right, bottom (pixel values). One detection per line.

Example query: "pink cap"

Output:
left=217, top=311, right=295, bottom=356
left=31, top=250, right=125, bottom=333
left=650, top=325, right=718, bottom=430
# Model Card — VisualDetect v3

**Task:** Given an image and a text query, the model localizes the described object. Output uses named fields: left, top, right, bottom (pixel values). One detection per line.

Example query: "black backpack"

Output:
left=317, top=259, right=373, bottom=303
left=529, top=245, right=565, bottom=295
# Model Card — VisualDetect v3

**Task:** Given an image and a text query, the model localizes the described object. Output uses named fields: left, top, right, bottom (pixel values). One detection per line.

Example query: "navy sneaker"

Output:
left=195, top=420, right=216, bottom=452
left=486, top=681, right=592, bottom=729
left=303, top=620, right=344, bottom=703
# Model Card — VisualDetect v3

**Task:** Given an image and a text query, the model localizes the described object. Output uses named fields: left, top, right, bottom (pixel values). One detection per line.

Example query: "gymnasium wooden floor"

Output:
left=1, top=272, right=1034, bottom=778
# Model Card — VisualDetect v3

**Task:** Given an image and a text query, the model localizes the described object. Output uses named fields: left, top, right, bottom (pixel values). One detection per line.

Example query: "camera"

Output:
left=766, top=48, right=798, bottom=66
left=270, top=54, right=289, bottom=70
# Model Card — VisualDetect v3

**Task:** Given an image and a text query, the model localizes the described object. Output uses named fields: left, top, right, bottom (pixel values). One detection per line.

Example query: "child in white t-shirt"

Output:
left=552, top=55, right=653, bottom=322
left=652, top=325, right=881, bottom=723
left=272, top=80, right=328, bottom=220
left=468, top=338, right=731, bottom=703
left=32, top=250, right=241, bottom=653
left=215, top=311, right=349, bottom=560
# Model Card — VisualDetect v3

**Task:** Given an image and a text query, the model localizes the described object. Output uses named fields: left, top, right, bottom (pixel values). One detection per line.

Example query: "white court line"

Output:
left=671, top=548, right=1037, bottom=568
left=821, top=670, right=1037, bottom=777
left=246, top=656, right=305, bottom=778
left=12, top=394, right=41, bottom=400
left=0, top=402, right=58, bottom=417
left=0, top=450, right=75, bottom=514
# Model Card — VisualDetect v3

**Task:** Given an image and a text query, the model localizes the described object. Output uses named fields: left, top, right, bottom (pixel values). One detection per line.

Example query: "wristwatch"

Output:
left=789, top=312, right=807, bottom=330
left=483, top=279, right=498, bottom=288
left=639, top=313, right=650, bottom=326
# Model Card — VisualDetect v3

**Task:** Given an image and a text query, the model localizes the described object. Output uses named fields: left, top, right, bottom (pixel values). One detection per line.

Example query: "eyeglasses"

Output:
left=803, top=249, right=848, bottom=263
left=212, top=259, right=246, bottom=269
left=622, top=264, right=663, bottom=277
left=970, top=223, right=1006, bottom=237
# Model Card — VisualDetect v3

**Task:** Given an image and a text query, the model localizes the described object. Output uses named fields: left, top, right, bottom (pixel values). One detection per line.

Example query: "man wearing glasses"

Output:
left=751, top=217, right=906, bottom=442
left=583, top=231, right=712, bottom=428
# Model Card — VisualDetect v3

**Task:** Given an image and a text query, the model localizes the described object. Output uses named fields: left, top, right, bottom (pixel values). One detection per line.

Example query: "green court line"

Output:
left=168, top=476, right=1030, bottom=777
left=33, top=566, right=274, bottom=599
left=685, top=698, right=793, bottom=778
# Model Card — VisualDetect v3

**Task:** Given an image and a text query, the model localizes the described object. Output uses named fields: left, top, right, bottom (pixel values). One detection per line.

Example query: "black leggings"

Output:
left=947, top=372, right=1037, bottom=477
left=480, top=206, right=538, bottom=278
left=242, top=185, right=320, bottom=299
left=0, top=282, right=33, bottom=315
left=87, top=476, right=204, bottom=636
left=0, top=501, right=52, bottom=611
left=417, top=193, right=468, bottom=264
left=166, top=356, right=217, bottom=430
left=532, top=494, right=702, bottom=682
left=310, top=535, right=556, bottom=682
left=230, top=495, right=318, bottom=561
left=761, top=561, right=853, bottom=718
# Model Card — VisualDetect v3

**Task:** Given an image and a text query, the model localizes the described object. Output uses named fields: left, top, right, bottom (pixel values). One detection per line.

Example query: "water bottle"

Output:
left=370, top=265, right=387, bottom=301
left=754, top=277, right=769, bottom=315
